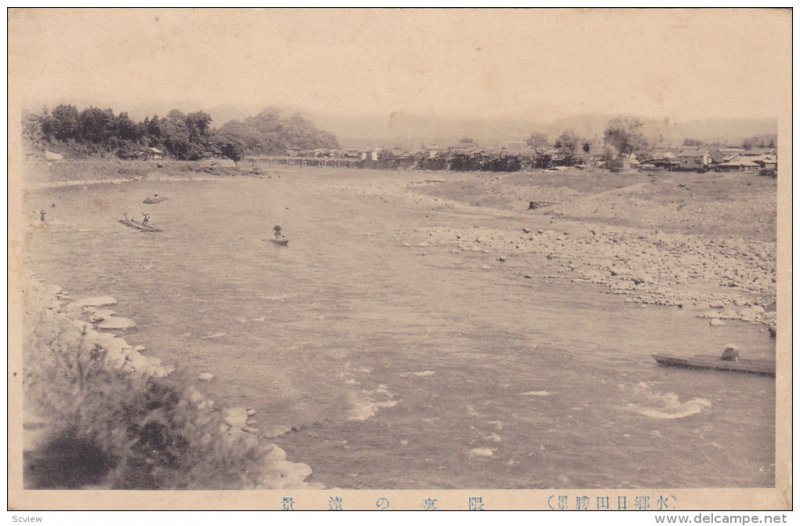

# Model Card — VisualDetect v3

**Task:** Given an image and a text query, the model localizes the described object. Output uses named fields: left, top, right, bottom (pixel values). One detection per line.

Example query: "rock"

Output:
left=223, top=407, right=249, bottom=429
left=241, top=426, right=260, bottom=435
left=263, top=425, right=292, bottom=438
left=768, top=325, right=777, bottom=338
left=197, top=372, right=215, bottom=381
left=468, top=448, right=495, bottom=458
left=246, top=408, right=257, bottom=417
left=749, top=305, right=766, bottom=314
left=709, top=319, right=725, bottom=326
left=185, top=386, right=206, bottom=405
left=497, top=256, right=506, bottom=262
left=89, top=309, right=116, bottom=322
left=97, top=316, right=137, bottom=330
left=709, top=300, right=726, bottom=309
left=68, top=296, right=118, bottom=309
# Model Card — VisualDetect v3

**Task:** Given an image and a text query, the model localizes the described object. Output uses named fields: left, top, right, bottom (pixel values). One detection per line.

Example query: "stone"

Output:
left=97, top=316, right=137, bottom=330
left=68, top=296, right=118, bottom=309
left=89, top=309, right=116, bottom=322
left=223, top=407, right=249, bottom=429
left=709, top=319, right=725, bottom=326
left=197, top=372, right=215, bottom=381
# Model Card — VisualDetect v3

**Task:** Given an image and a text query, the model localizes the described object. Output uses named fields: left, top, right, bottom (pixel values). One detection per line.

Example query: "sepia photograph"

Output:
left=7, top=7, right=792, bottom=512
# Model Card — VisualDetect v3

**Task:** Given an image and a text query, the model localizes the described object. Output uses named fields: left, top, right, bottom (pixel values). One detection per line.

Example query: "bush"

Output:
left=23, top=285, right=292, bottom=489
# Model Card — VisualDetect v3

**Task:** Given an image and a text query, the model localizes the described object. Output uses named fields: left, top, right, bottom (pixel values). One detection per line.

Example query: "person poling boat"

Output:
left=143, top=192, right=166, bottom=204
left=142, top=212, right=150, bottom=226
left=269, top=224, right=289, bottom=246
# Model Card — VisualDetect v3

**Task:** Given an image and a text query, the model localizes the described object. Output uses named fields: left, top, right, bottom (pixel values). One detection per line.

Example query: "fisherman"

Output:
left=142, top=212, right=150, bottom=226
left=273, top=224, right=283, bottom=239
left=38, top=209, right=46, bottom=223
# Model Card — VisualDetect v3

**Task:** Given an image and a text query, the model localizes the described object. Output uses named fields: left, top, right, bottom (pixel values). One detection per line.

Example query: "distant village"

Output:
left=270, top=141, right=777, bottom=176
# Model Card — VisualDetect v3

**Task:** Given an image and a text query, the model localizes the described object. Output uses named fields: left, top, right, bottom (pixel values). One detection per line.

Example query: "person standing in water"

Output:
left=38, top=209, right=46, bottom=223
left=273, top=224, right=283, bottom=239
left=142, top=212, right=150, bottom=226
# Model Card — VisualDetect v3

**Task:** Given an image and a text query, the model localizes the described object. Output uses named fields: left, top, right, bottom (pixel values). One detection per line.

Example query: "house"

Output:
left=644, top=150, right=679, bottom=170
left=448, top=142, right=480, bottom=155
left=678, top=148, right=711, bottom=171
left=361, top=148, right=383, bottom=161
left=716, top=155, right=760, bottom=172
left=145, top=147, right=164, bottom=161
left=718, top=147, right=744, bottom=161
left=606, top=153, right=638, bottom=172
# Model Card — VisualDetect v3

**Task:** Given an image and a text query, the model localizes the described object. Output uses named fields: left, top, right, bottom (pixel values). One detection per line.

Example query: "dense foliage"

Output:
left=23, top=104, right=339, bottom=161
left=217, top=107, right=340, bottom=156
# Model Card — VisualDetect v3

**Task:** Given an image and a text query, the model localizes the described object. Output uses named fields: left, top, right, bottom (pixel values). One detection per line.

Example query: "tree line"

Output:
left=23, top=104, right=340, bottom=161
left=524, top=117, right=649, bottom=166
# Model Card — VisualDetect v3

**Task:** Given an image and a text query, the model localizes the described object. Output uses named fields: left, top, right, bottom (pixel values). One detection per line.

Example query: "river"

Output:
left=23, top=168, right=775, bottom=489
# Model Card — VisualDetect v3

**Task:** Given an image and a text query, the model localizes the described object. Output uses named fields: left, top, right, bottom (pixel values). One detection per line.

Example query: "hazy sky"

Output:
left=9, top=8, right=791, bottom=122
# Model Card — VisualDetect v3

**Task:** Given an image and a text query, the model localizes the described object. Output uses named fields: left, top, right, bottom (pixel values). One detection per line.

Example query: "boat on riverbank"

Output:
left=118, top=218, right=162, bottom=232
left=143, top=196, right=167, bottom=204
left=652, top=354, right=775, bottom=377
left=269, top=237, right=289, bottom=246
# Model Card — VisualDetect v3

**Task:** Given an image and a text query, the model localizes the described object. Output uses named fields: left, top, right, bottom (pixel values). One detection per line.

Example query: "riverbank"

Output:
left=22, top=275, right=318, bottom=489
left=343, top=169, right=777, bottom=333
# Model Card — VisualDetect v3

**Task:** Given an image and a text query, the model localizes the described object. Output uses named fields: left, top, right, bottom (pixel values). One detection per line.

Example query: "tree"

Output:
left=682, top=138, right=703, bottom=147
left=603, top=117, right=647, bottom=156
left=78, top=107, right=115, bottom=144
left=526, top=132, right=549, bottom=151
left=554, top=131, right=579, bottom=165
left=50, top=104, right=80, bottom=141
left=115, top=112, right=140, bottom=142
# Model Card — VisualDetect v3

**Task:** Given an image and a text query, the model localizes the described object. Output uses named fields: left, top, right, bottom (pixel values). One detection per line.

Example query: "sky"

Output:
left=8, top=8, right=791, bottom=123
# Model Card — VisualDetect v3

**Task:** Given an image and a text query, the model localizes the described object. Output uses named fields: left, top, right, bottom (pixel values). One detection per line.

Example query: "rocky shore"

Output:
left=22, top=276, right=318, bottom=489
left=329, top=169, right=777, bottom=336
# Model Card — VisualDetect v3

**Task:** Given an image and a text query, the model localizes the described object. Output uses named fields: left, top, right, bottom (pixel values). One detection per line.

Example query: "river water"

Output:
left=23, top=169, right=775, bottom=489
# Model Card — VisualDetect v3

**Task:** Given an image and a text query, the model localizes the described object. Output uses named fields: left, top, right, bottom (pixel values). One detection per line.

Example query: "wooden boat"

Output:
left=269, top=237, right=289, bottom=246
left=143, top=197, right=167, bottom=204
left=118, top=218, right=162, bottom=233
left=652, top=354, right=775, bottom=377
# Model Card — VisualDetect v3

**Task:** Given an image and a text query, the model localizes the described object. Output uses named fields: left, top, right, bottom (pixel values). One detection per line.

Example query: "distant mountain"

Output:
left=294, top=111, right=778, bottom=149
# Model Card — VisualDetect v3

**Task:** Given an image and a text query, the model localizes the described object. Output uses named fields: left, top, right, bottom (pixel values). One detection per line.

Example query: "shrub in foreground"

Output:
left=23, top=286, right=289, bottom=489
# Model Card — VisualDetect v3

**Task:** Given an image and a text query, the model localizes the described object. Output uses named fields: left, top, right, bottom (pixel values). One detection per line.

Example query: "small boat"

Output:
left=118, top=218, right=162, bottom=233
left=652, top=354, right=775, bottom=377
left=143, top=197, right=167, bottom=204
left=269, top=237, right=289, bottom=246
